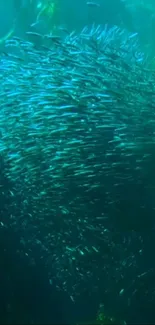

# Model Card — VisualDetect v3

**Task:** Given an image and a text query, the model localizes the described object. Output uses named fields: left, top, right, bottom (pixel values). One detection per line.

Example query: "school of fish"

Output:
left=0, top=24, right=155, bottom=300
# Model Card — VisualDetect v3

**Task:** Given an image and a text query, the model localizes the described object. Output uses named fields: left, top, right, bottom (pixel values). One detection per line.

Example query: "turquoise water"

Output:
left=0, top=1, right=155, bottom=324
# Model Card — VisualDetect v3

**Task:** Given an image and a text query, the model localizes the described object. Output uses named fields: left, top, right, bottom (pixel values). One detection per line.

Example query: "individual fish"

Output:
left=86, top=2, right=100, bottom=7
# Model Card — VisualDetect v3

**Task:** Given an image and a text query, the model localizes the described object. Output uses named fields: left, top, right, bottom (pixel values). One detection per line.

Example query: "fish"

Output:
left=0, top=24, right=153, bottom=302
left=86, top=1, right=100, bottom=7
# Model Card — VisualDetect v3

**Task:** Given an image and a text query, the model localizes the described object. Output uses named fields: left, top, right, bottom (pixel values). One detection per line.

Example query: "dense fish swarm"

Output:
left=0, top=25, right=155, bottom=299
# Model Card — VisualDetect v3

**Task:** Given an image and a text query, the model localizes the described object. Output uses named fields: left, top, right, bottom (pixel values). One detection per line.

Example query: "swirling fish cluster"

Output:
left=0, top=25, right=155, bottom=300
